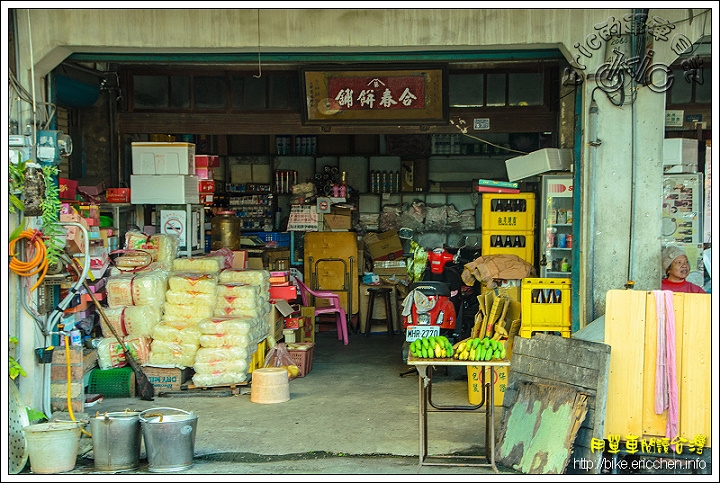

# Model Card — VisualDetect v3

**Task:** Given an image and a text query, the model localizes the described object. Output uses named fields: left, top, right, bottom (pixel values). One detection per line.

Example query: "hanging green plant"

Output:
left=39, top=165, right=64, bottom=266
left=8, top=160, right=27, bottom=214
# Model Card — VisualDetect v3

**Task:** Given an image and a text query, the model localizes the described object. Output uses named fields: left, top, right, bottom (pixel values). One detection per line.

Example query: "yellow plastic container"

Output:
left=249, top=339, right=267, bottom=373
left=466, top=365, right=509, bottom=406
left=481, top=192, right=536, bottom=231
left=519, top=278, right=571, bottom=338
left=481, top=231, right=535, bottom=264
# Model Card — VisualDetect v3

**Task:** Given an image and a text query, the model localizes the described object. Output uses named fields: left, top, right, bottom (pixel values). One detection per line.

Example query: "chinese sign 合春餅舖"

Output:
left=301, top=66, right=447, bottom=124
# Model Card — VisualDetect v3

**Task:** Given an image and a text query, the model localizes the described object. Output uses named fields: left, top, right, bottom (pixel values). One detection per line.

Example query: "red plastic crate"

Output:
left=287, top=343, right=314, bottom=377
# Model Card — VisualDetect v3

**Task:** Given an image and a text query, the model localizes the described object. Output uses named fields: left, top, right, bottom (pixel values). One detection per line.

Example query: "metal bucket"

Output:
left=90, top=411, right=142, bottom=471
left=139, top=407, right=198, bottom=472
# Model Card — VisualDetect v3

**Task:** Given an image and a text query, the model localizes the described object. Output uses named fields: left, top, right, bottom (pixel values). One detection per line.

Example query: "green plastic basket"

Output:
left=87, top=366, right=136, bottom=397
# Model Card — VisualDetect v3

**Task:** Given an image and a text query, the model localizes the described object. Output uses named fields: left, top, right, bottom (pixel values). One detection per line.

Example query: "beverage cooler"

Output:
left=539, top=175, right=574, bottom=278
left=661, top=173, right=705, bottom=279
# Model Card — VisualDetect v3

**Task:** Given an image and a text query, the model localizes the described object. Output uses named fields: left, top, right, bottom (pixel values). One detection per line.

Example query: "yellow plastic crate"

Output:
left=481, top=192, right=536, bottom=231
left=519, top=278, right=571, bottom=338
left=481, top=231, right=534, bottom=264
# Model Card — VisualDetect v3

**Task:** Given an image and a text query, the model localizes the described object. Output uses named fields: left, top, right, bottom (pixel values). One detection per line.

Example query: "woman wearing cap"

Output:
left=661, top=246, right=706, bottom=293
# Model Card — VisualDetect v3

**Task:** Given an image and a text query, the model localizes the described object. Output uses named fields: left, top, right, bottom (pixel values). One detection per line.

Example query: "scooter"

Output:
left=399, top=238, right=481, bottom=369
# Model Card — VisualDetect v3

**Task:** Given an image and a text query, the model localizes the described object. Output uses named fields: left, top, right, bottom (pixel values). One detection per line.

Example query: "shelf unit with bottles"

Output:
left=540, top=174, right=574, bottom=278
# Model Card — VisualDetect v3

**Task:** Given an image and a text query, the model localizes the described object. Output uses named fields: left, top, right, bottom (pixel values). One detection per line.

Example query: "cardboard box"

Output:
left=64, top=225, right=87, bottom=254
left=269, top=284, right=297, bottom=301
left=372, top=259, right=408, bottom=277
left=131, top=142, right=195, bottom=175
left=130, top=174, right=200, bottom=204
left=232, top=250, right=248, bottom=269
left=323, top=207, right=353, bottom=231
left=268, top=299, right=296, bottom=340
left=106, top=188, right=130, bottom=203
left=247, top=257, right=264, bottom=269
left=59, top=178, right=78, bottom=200
left=300, top=306, right=315, bottom=343
left=363, top=230, right=404, bottom=261
left=198, top=179, right=215, bottom=193
left=195, top=154, right=220, bottom=168
left=285, top=316, right=303, bottom=329
left=481, top=282, right=523, bottom=304
left=505, top=148, right=573, bottom=182
left=196, top=169, right=214, bottom=181
left=143, top=366, right=194, bottom=391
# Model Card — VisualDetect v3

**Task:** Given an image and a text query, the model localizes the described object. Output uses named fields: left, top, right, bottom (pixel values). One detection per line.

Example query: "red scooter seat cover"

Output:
left=401, top=282, right=456, bottom=330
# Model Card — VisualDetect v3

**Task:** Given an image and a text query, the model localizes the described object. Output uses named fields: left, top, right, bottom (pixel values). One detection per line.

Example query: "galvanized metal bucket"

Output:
left=90, top=411, right=142, bottom=471
left=139, top=407, right=198, bottom=472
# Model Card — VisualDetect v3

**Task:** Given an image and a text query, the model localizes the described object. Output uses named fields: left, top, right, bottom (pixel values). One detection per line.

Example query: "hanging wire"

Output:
left=253, top=9, right=262, bottom=78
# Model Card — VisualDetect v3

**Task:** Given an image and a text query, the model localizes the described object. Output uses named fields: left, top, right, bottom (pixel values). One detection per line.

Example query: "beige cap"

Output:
left=661, top=246, right=686, bottom=272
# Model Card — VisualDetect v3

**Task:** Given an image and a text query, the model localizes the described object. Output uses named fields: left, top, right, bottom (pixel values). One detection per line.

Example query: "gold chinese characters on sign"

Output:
left=301, top=65, right=447, bottom=124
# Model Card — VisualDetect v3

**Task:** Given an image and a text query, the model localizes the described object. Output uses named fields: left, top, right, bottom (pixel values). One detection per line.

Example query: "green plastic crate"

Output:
left=87, top=366, right=135, bottom=398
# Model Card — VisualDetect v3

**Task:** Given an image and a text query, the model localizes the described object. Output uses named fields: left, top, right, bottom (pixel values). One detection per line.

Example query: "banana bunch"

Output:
left=452, top=336, right=506, bottom=362
left=409, top=335, right=454, bottom=359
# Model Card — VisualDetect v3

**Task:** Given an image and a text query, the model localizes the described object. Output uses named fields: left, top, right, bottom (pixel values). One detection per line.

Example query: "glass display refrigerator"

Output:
left=539, top=174, right=574, bottom=278
left=662, top=173, right=705, bottom=279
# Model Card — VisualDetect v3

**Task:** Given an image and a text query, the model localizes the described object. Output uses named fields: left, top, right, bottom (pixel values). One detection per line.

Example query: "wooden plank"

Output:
left=503, top=333, right=610, bottom=475
left=496, top=382, right=588, bottom=474
left=511, top=353, right=601, bottom=389
left=678, top=293, right=712, bottom=445
left=517, top=332, right=610, bottom=369
left=604, top=289, right=647, bottom=438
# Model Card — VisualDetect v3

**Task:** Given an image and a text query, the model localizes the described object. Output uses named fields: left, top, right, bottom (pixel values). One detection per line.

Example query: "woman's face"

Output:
left=667, top=255, right=690, bottom=282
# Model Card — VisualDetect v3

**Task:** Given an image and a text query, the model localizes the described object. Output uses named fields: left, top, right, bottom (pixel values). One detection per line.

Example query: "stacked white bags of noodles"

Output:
left=100, top=268, right=169, bottom=368
left=192, top=314, right=268, bottom=386
left=216, top=269, right=271, bottom=332
left=148, top=271, right=218, bottom=368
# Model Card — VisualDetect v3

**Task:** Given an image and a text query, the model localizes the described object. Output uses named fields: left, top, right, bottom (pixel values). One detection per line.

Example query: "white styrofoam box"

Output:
left=663, top=138, right=698, bottom=166
left=505, top=148, right=573, bottom=182
left=130, top=175, right=200, bottom=204
left=132, top=142, right=196, bottom=175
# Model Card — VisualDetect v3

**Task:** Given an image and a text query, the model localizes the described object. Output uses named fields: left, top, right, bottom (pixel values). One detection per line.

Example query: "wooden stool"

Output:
left=365, top=287, right=394, bottom=336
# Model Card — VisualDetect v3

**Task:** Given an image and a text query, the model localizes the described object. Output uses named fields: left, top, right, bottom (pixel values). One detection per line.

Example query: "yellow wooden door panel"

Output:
left=678, top=293, right=712, bottom=446
left=604, top=290, right=647, bottom=438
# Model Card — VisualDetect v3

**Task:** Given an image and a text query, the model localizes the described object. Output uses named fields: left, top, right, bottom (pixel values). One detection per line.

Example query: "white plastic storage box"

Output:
left=505, top=148, right=573, bottom=182
left=663, top=139, right=698, bottom=173
left=132, top=142, right=196, bottom=175
left=130, top=175, right=200, bottom=204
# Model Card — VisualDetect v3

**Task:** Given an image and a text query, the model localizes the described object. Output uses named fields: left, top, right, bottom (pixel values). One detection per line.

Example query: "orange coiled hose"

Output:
left=9, top=229, right=49, bottom=292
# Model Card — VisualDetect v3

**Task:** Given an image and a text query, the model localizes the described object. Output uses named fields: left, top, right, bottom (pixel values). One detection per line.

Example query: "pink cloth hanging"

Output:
left=653, top=290, right=679, bottom=442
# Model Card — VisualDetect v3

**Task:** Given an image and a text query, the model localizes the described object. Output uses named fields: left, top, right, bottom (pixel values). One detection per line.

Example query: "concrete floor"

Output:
left=20, top=327, right=522, bottom=478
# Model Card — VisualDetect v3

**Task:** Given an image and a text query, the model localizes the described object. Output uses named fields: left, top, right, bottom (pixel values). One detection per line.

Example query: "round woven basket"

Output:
left=250, top=367, right=290, bottom=404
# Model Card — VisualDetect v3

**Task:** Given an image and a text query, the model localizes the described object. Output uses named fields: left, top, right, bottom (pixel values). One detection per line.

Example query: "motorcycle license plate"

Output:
left=406, top=325, right=440, bottom=342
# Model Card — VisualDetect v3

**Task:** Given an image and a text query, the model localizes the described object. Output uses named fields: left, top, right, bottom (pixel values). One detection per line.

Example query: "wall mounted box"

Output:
left=130, top=175, right=200, bottom=204
left=131, top=142, right=195, bottom=175
left=505, top=148, right=573, bottom=182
